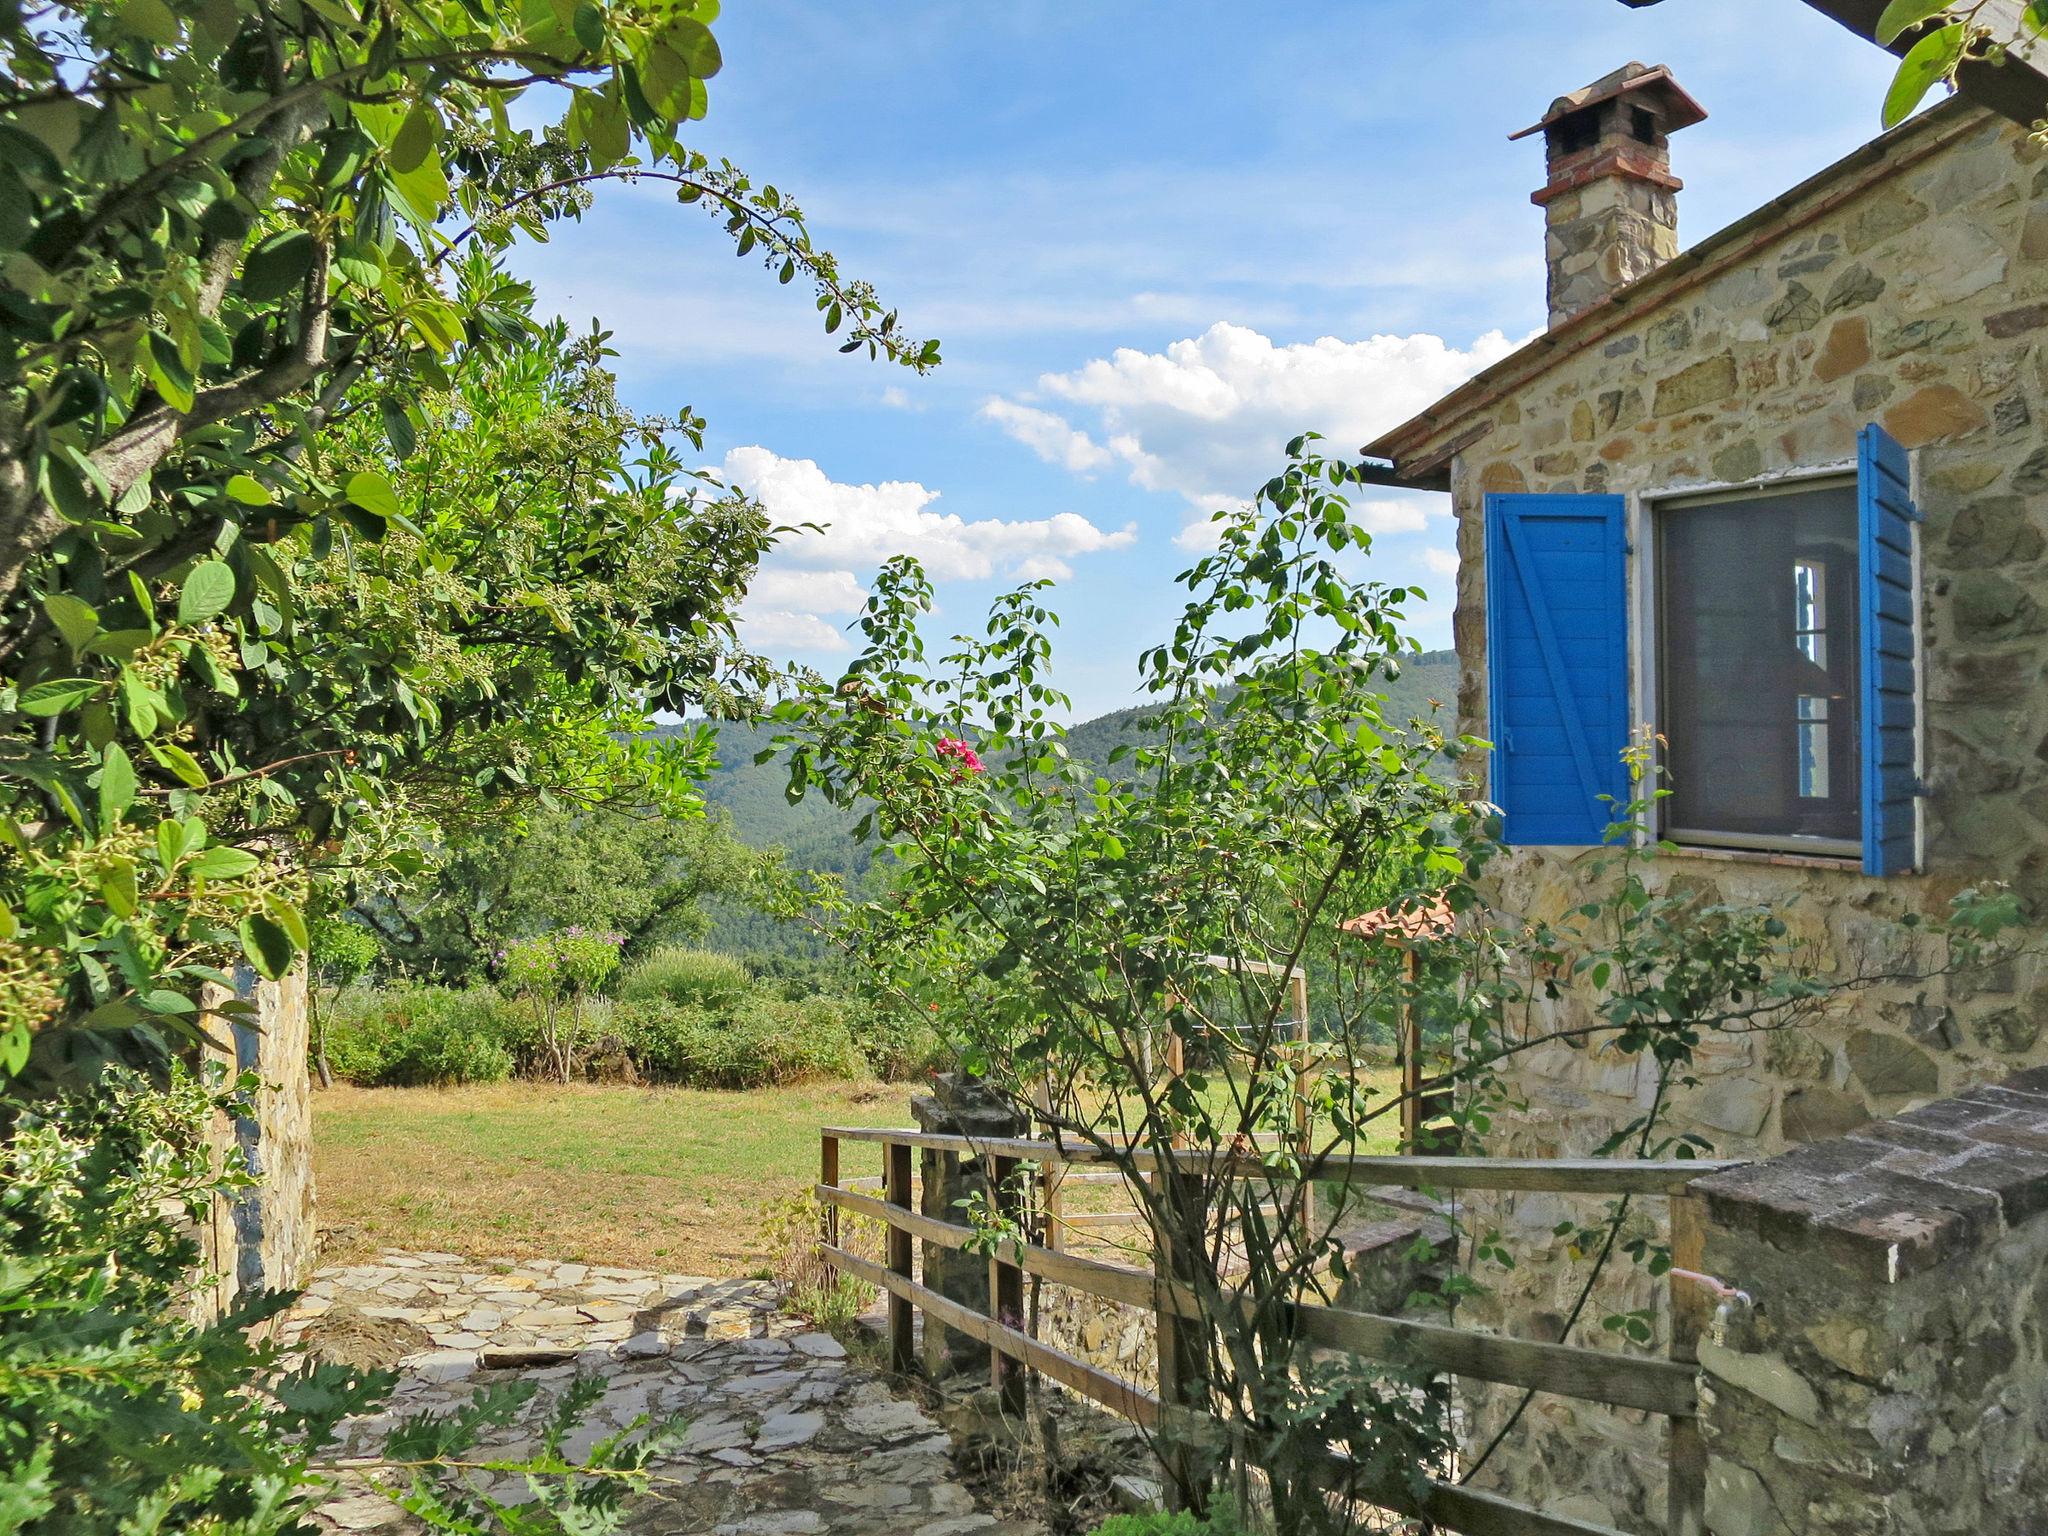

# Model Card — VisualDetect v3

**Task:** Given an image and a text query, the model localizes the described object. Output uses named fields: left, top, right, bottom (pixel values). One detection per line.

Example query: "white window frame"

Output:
left=1627, top=463, right=1868, bottom=862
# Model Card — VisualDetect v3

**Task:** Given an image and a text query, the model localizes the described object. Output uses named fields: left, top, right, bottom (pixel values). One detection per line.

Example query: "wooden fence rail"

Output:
left=818, top=1125, right=1733, bottom=1536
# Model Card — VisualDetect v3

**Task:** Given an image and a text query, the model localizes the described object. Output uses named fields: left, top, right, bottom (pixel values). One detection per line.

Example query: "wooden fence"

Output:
left=817, top=1125, right=1737, bottom=1536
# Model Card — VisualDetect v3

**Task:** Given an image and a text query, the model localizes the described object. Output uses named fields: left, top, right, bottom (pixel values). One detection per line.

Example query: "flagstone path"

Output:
left=294, top=1251, right=1041, bottom=1536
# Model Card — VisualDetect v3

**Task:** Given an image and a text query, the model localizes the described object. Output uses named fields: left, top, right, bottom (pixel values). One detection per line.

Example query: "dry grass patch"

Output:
left=312, top=1079, right=911, bottom=1273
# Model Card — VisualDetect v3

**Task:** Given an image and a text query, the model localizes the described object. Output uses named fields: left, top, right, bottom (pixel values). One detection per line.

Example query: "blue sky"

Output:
left=517, top=0, right=1903, bottom=720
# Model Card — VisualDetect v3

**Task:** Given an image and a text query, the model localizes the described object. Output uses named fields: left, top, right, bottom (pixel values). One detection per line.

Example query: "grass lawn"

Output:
left=313, top=1079, right=914, bottom=1274
left=313, top=1067, right=1410, bottom=1276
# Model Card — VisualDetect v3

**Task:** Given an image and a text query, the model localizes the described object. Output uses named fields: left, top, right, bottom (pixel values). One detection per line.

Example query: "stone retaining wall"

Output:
left=1689, top=1065, right=2048, bottom=1534
left=1036, top=1284, right=1156, bottom=1386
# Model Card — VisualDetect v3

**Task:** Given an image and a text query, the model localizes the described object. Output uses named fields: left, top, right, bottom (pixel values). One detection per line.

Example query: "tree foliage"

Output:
left=0, top=0, right=933, bottom=1080
left=350, top=803, right=775, bottom=981
left=1872, top=0, right=2048, bottom=126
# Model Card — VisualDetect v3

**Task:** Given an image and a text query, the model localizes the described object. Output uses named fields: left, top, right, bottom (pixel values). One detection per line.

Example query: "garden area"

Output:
left=4, top=3, right=2040, bottom=1535
left=313, top=1078, right=906, bottom=1272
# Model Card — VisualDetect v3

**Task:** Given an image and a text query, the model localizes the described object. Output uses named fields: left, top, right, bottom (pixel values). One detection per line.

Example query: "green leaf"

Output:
left=1874, top=0, right=1954, bottom=44
left=0, top=164, right=31, bottom=252
left=98, top=743, right=136, bottom=822
left=265, top=893, right=310, bottom=954
left=42, top=593, right=99, bottom=656
left=119, top=668, right=157, bottom=736
left=381, top=401, right=417, bottom=460
left=2027, top=0, right=2048, bottom=37
left=240, top=913, right=296, bottom=980
left=572, top=0, right=606, bottom=51
left=117, top=0, right=181, bottom=45
left=240, top=229, right=317, bottom=304
left=16, top=678, right=97, bottom=716
left=149, top=740, right=209, bottom=788
left=659, top=15, right=721, bottom=76
left=177, top=561, right=236, bottom=625
left=344, top=471, right=402, bottom=519
left=1883, top=22, right=1964, bottom=128
left=388, top=151, right=449, bottom=226
left=389, top=102, right=439, bottom=174
left=101, top=856, right=138, bottom=917
left=579, top=91, right=630, bottom=164
left=188, top=845, right=260, bottom=881
left=156, top=818, right=188, bottom=873
left=224, top=473, right=272, bottom=506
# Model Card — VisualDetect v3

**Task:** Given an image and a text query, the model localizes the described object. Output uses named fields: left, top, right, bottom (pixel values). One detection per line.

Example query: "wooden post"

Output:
left=1399, top=946, right=1424, bottom=1150
left=991, top=1154, right=1028, bottom=1420
left=1154, top=1165, right=1210, bottom=1513
left=820, top=1133, right=840, bottom=1250
left=1667, top=1192, right=1709, bottom=1536
left=1034, top=1078, right=1065, bottom=1253
left=1290, top=971, right=1314, bottom=1233
left=886, top=1139, right=915, bottom=1375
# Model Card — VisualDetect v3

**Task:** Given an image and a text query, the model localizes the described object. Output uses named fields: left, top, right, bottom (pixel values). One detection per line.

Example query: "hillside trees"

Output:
left=0, top=0, right=935, bottom=1077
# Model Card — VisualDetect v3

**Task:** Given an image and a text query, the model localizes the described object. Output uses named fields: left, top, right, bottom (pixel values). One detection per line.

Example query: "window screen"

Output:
left=1657, top=482, right=1861, bottom=849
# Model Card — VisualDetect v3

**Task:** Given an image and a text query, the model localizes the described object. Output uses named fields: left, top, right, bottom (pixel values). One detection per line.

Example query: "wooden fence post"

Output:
left=1154, top=1163, right=1211, bottom=1513
left=820, top=1133, right=840, bottom=1250
left=1668, top=1192, right=1709, bottom=1536
left=992, top=1154, right=1028, bottom=1420
left=1290, top=971, right=1313, bottom=1231
left=886, top=1139, right=915, bottom=1375
left=1400, top=947, right=1424, bottom=1150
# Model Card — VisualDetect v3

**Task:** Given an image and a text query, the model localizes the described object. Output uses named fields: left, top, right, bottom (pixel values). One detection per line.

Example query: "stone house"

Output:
left=1357, top=61, right=2048, bottom=1528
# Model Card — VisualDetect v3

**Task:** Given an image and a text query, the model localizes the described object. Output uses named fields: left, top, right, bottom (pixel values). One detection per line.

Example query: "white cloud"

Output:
left=747, top=567, right=867, bottom=615
left=720, top=446, right=1136, bottom=659
left=991, top=321, right=1526, bottom=539
left=1420, top=546, right=1461, bottom=577
left=742, top=609, right=854, bottom=654
left=978, top=399, right=1112, bottom=475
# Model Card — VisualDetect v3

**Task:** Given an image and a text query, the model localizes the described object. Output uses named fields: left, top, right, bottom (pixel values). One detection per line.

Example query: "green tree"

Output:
left=0, top=0, right=934, bottom=1075
left=352, top=803, right=775, bottom=980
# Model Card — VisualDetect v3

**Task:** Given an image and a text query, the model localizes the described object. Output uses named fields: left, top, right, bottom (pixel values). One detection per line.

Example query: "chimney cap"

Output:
left=1508, top=61, right=1707, bottom=141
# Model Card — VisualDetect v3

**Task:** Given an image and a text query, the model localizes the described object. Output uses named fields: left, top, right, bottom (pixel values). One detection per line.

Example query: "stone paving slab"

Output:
left=295, top=1252, right=1040, bottom=1536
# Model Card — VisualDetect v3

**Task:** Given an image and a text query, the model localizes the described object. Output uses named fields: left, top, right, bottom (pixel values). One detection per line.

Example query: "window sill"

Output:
left=1660, top=842, right=1862, bottom=873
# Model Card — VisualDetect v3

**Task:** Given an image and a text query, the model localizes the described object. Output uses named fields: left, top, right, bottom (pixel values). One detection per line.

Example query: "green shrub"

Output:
left=616, top=947, right=753, bottom=1012
left=1090, top=1499, right=1244, bottom=1536
left=320, top=986, right=514, bottom=1087
left=616, top=994, right=864, bottom=1087
left=849, top=1001, right=947, bottom=1081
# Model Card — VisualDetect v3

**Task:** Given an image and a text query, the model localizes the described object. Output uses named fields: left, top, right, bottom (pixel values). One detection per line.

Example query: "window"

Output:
left=1654, top=479, right=1862, bottom=854
left=1482, top=422, right=1921, bottom=874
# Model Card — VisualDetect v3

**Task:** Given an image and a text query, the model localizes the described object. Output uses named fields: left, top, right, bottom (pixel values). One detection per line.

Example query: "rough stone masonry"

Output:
left=1363, top=89, right=2048, bottom=1531
left=1689, top=1065, right=2048, bottom=1536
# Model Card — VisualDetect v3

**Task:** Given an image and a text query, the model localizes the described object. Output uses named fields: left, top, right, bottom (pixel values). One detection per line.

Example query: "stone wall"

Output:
left=192, top=965, right=316, bottom=1322
left=1689, top=1066, right=2048, bottom=1535
left=1037, top=1284, right=1157, bottom=1386
left=1395, top=100, right=2048, bottom=1526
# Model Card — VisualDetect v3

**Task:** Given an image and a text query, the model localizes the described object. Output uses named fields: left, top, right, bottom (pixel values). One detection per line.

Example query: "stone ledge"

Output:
left=1690, top=1066, right=2048, bottom=1281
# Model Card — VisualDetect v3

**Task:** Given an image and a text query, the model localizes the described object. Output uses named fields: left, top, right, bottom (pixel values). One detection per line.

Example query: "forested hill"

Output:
left=681, top=648, right=1460, bottom=887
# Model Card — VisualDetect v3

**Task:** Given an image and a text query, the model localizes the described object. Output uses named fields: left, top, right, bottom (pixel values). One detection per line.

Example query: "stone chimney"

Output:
left=1512, top=62, right=1706, bottom=328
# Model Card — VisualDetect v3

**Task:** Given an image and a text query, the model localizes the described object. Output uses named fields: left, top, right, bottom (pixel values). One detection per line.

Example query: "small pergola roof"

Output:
left=1339, top=893, right=1455, bottom=945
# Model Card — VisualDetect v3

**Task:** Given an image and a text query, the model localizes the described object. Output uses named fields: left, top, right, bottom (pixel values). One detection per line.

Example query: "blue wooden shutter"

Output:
left=1858, top=423, right=1921, bottom=876
left=1484, top=493, right=1630, bottom=845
